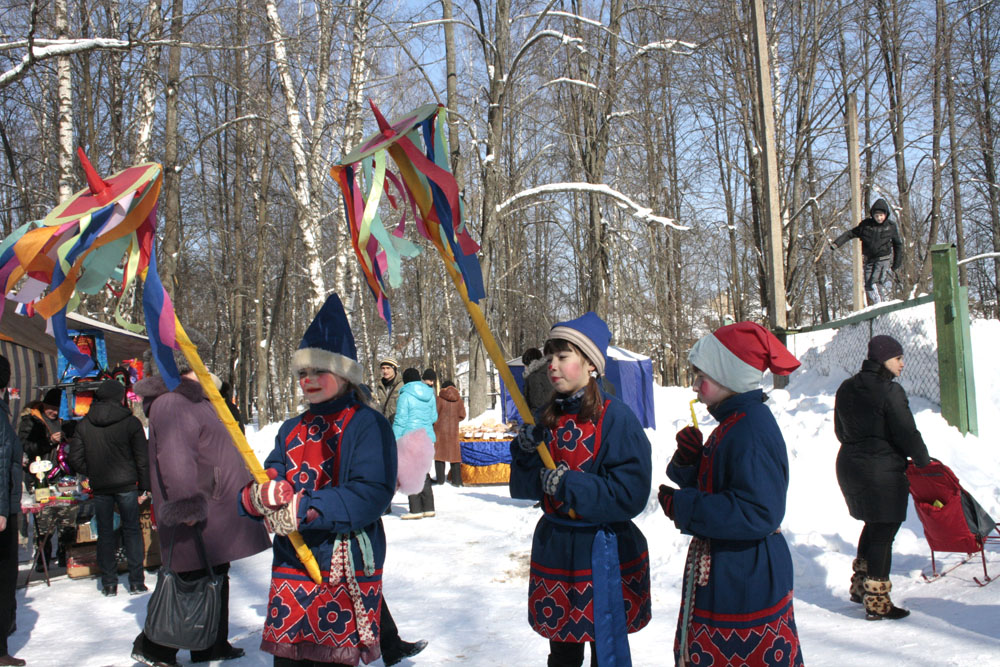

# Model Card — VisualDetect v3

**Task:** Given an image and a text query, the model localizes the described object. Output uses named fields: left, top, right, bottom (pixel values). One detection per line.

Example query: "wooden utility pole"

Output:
left=846, top=94, right=865, bottom=310
left=750, top=0, right=786, bottom=332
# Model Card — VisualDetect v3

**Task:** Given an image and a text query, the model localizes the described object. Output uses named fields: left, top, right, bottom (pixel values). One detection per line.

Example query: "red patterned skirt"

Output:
left=261, top=566, right=383, bottom=665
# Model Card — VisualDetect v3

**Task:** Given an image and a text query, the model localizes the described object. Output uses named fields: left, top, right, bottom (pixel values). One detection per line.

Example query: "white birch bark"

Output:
left=54, top=0, right=74, bottom=202
left=264, top=0, right=326, bottom=310
left=134, top=0, right=163, bottom=162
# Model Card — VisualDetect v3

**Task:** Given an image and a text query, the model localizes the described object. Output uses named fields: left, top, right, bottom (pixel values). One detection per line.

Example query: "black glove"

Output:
left=658, top=485, right=676, bottom=520
left=516, top=422, right=548, bottom=453
left=540, top=462, right=569, bottom=496
left=672, top=426, right=704, bottom=467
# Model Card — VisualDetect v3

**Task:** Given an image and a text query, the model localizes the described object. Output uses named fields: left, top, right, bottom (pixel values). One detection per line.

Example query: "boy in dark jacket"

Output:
left=68, top=379, right=150, bottom=596
left=831, top=198, right=903, bottom=305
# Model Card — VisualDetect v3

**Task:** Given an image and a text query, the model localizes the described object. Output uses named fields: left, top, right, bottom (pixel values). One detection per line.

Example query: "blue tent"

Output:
left=499, top=346, right=656, bottom=429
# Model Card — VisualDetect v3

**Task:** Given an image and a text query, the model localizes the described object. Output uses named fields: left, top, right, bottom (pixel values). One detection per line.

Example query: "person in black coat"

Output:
left=834, top=335, right=930, bottom=620
left=521, top=347, right=552, bottom=416
left=831, top=198, right=903, bottom=305
left=18, top=389, right=65, bottom=492
left=0, top=357, right=25, bottom=666
left=68, top=379, right=150, bottom=596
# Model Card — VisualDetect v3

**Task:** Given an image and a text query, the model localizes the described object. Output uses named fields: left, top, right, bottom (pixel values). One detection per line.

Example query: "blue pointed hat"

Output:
left=547, top=311, right=611, bottom=375
left=292, top=293, right=363, bottom=385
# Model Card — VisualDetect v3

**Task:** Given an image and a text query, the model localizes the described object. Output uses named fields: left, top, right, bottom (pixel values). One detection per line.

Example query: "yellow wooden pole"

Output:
left=435, top=258, right=557, bottom=468
left=173, top=316, right=322, bottom=584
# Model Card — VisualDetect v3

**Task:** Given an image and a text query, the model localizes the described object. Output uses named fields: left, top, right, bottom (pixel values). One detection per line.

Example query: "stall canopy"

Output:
left=499, top=345, right=656, bottom=429
left=0, top=299, right=149, bottom=361
left=0, top=299, right=149, bottom=413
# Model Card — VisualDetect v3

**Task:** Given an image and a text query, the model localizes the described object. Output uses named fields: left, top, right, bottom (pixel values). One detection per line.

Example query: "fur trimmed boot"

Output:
left=863, top=577, right=910, bottom=620
left=849, top=558, right=867, bottom=603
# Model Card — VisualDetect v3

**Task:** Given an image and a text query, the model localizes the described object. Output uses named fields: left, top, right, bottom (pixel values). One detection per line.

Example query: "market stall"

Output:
left=459, top=420, right=514, bottom=485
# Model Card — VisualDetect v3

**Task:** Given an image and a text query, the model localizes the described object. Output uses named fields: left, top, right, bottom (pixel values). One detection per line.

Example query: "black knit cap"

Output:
left=42, top=387, right=62, bottom=408
left=868, top=335, right=904, bottom=364
left=422, top=368, right=437, bottom=382
left=402, top=367, right=421, bottom=383
left=95, top=379, right=126, bottom=402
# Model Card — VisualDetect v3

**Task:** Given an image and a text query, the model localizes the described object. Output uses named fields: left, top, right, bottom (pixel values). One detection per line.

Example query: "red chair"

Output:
left=907, top=460, right=999, bottom=585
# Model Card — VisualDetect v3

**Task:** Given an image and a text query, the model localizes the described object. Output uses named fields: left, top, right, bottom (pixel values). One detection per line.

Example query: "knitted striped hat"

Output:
left=292, top=294, right=363, bottom=385
left=547, top=311, right=611, bottom=376
left=688, top=321, right=800, bottom=393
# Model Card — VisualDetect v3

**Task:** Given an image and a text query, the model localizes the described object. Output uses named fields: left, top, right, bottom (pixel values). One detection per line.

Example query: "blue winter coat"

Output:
left=510, top=392, right=652, bottom=651
left=248, top=393, right=397, bottom=664
left=392, top=381, right=437, bottom=442
left=667, top=389, right=802, bottom=667
left=0, top=398, right=23, bottom=518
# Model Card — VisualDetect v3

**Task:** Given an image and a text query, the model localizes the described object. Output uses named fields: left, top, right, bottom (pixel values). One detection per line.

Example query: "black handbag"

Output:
left=143, top=526, right=223, bottom=650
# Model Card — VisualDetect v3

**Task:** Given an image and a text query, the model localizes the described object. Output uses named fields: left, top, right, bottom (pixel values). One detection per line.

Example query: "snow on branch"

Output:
left=957, top=252, right=1000, bottom=266
left=634, top=40, right=697, bottom=57
left=543, top=77, right=598, bottom=90
left=1, top=37, right=132, bottom=89
left=524, top=10, right=606, bottom=29
left=496, top=182, right=687, bottom=230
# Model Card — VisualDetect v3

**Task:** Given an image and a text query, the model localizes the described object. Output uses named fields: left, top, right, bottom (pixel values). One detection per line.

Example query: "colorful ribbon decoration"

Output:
left=332, top=101, right=565, bottom=495
left=0, top=149, right=322, bottom=584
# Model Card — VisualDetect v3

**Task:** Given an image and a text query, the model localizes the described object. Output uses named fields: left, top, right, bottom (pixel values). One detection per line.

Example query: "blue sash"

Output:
left=543, top=514, right=632, bottom=666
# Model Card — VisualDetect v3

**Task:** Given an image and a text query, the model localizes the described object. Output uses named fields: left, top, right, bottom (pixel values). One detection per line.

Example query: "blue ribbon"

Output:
left=543, top=515, right=632, bottom=666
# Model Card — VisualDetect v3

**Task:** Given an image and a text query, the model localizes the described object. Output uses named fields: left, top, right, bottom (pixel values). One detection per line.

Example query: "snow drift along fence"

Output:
left=785, top=296, right=939, bottom=405
left=783, top=244, right=978, bottom=436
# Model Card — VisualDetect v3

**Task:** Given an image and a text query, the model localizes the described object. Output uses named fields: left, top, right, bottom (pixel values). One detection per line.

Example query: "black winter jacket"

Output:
left=18, top=409, right=63, bottom=490
left=833, top=199, right=903, bottom=267
left=68, top=399, right=150, bottom=495
left=0, top=399, right=23, bottom=517
left=834, top=359, right=930, bottom=523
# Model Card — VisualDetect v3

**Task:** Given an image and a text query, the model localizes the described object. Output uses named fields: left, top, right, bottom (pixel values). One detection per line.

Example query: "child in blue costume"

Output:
left=658, top=322, right=804, bottom=667
left=510, top=312, right=652, bottom=667
left=239, top=294, right=397, bottom=666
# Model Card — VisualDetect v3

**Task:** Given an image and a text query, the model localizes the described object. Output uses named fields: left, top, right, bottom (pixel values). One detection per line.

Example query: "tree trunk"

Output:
left=134, top=0, right=163, bottom=162
left=160, top=0, right=184, bottom=296
left=55, top=0, right=74, bottom=203
left=263, top=0, right=327, bottom=310
left=875, top=0, right=915, bottom=294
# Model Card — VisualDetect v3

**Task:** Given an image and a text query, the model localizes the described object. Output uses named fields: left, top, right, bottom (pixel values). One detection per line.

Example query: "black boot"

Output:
left=849, top=557, right=867, bottom=603
left=433, top=461, right=446, bottom=485
left=383, top=639, right=428, bottom=666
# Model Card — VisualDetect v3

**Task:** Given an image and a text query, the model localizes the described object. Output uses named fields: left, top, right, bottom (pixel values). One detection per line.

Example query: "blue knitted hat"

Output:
left=292, top=294, right=363, bottom=385
left=547, top=311, right=611, bottom=375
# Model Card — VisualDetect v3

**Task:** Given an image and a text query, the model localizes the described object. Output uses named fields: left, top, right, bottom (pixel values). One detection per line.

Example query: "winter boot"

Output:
left=849, top=558, right=867, bottom=603
left=863, top=577, right=910, bottom=620
left=382, top=639, right=428, bottom=666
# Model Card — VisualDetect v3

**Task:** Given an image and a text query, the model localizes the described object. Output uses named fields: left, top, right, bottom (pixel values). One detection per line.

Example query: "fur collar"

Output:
left=134, top=375, right=205, bottom=403
left=524, top=357, right=548, bottom=377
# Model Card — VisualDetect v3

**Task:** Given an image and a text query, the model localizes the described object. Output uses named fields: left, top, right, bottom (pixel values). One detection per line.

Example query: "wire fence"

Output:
left=785, top=297, right=940, bottom=406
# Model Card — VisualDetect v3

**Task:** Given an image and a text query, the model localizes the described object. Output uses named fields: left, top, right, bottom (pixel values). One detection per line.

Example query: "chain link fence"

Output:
left=785, top=297, right=940, bottom=406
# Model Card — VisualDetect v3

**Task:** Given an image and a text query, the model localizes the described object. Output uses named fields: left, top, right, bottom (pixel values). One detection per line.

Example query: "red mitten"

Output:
left=260, top=468, right=294, bottom=510
left=672, top=426, right=704, bottom=467
left=658, top=484, right=676, bottom=520
left=240, top=481, right=263, bottom=517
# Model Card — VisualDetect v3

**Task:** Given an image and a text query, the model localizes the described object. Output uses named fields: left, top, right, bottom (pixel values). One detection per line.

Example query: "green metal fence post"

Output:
left=930, top=243, right=978, bottom=436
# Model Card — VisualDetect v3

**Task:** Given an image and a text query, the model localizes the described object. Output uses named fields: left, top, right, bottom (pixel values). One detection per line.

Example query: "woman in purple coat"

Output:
left=131, top=331, right=270, bottom=667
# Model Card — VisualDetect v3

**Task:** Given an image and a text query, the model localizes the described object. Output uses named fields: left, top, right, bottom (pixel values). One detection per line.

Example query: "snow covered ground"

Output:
left=9, top=320, right=1000, bottom=666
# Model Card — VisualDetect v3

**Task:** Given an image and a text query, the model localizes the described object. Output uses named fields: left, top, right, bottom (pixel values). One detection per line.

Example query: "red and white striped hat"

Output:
left=688, top=321, right=800, bottom=393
